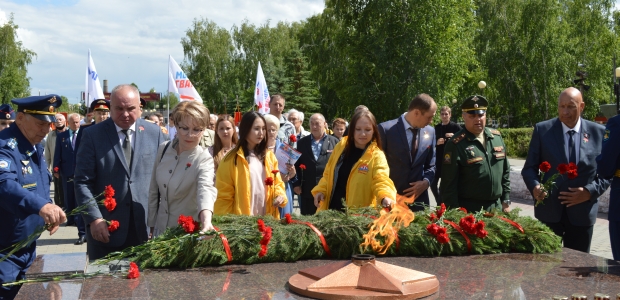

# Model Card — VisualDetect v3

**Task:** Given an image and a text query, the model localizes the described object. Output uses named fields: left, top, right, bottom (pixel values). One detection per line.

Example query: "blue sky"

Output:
left=1, top=0, right=325, bottom=103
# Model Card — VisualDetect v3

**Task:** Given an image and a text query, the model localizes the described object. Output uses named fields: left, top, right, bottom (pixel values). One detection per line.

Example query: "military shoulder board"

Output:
left=489, top=129, right=501, bottom=136
left=452, top=133, right=466, bottom=144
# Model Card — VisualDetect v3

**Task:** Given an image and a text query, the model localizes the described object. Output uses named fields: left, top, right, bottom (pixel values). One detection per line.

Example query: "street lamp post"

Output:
left=478, top=81, right=487, bottom=95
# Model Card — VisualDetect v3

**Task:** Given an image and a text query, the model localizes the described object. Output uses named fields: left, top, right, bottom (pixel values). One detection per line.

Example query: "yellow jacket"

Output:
left=214, top=148, right=287, bottom=219
left=311, top=139, right=396, bottom=212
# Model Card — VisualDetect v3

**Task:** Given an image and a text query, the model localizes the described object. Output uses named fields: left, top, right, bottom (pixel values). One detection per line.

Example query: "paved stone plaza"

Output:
left=36, top=159, right=614, bottom=260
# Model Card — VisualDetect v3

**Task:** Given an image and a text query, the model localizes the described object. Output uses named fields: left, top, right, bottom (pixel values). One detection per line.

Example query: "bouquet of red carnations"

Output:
left=536, top=161, right=578, bottom=206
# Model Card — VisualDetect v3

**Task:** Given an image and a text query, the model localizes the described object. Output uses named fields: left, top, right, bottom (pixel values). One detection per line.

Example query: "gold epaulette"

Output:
left=489, top=129, right=501, bottom=136
left=452, top=132, right=466, bottom=144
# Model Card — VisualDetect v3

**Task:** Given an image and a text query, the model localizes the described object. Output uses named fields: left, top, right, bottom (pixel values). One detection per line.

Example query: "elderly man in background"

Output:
left=45, top=113, right=66, bottom=208
left=75, top=84, right=165, bottom=260
left=522, top=87, right=609, bottom=253
left=294, top=113, right=339, bottom=215
left=288, top=109, right=309, bottom=141
left=53, top=113, right=85, bottom=243
left=269, top=94, right=297, bottom=147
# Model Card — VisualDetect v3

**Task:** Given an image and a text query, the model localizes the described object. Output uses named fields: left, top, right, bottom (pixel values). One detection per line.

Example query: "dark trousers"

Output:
left=431, top=167, right=441, bottom=204
left=610, top=221, right=620, bottom=261
left=0, top=245, right=35, bottom=299
left=542, top=207, right=594, bottom=253
left=300, top=194, right=317, bottom=216
left=63, top=177, right=85, bottom=238
left=86, top=208, right=143, bottom=261
left=53, top=176, right=64, bottom=208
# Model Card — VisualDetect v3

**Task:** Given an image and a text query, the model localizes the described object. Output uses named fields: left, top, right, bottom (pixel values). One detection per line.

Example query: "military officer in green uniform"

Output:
left=440, top=95, right=511, bottom=213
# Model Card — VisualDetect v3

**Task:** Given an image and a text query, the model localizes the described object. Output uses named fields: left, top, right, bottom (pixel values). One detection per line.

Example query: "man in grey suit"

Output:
left=522, top=87, right=610, bottom=253
left=75, top=84, right=165, bottom=260
left=378, top=94, right=437, bottom=211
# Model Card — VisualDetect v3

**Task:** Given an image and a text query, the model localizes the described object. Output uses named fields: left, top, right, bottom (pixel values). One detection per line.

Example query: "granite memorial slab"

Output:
left=25, top=252, right=87, bottom=279
left=16, top=248, right=620, bottom=299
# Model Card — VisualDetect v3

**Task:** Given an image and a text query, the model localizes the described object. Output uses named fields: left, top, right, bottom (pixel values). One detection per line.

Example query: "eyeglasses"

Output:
left=177, top=126, right=204, bottom=136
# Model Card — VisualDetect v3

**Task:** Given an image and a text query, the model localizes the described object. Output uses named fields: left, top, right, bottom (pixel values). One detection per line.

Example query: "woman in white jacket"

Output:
left=148, top=101, right=217, bottom=237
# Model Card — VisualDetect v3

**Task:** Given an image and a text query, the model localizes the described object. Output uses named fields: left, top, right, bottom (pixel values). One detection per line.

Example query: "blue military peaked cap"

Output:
left=0, top=104, right=15, bottom=120
left=90, top=99, right=110, bottom=111
left=11, top=94, right=62, bottom=122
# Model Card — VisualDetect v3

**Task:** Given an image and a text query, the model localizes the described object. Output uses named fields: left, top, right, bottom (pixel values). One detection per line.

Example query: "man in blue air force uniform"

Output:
left=0, top=95, right=67, bottom=299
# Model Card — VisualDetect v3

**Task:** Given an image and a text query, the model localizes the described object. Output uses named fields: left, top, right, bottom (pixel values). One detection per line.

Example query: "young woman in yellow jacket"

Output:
left=312, top=110, right=396, bottom=211
left=214, top=112, right=287, bottom=219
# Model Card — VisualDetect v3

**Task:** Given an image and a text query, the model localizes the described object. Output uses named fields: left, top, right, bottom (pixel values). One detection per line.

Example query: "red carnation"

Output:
left=299, top=164, right=306, bottom=170
left=475, top=220, right=486, bottom=232
left=104, top=185, right=115, bottom=198
left=271, top=170, right=279, bottom=175
left=476, top=229, right=489, bottom=239
left=459, top=207, right=468, bottom=213
left=429, top=213, right=438, bottom=222
left=557, top=163, right=569, bottom=174
left=436, top=233, right=450, bottom=244
left=178, top=214, right=198, bottom=233
left=289, top=134, right=297, bottom=142
left=567, top=169, right=578, bottom=180
left=53, top=166, right=59, bottom=173
left=568, top=162, right=577, bottom=171
left=284, top=213, right=292, bottom=224
left=437, top=203, right=446, bottom=218
left=260, top=227, right=272, bottom=246
left=258, top=245, right=268, bottom=258
left=104, top=196, right=116, bottom=212
left=257, top=219, right=266, bottom=232
left=426, top=223, right=440, bottom=235
left=127, top=262, right=140, bottom=279
left=539, top=161, right=551, bottom=173
left=265, top=177, right=274, bottom=186
left=108, top=220, right=120, bottom=232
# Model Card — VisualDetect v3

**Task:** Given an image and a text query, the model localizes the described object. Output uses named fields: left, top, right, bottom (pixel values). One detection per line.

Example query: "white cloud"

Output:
left=0, top=0, right=325, bottom=103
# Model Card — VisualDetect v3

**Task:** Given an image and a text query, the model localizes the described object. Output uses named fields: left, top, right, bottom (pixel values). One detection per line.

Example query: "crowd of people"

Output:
left=1, top=83, right=619, bottom=298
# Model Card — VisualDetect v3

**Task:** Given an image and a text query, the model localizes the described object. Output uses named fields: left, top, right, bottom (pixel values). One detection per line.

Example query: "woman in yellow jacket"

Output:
left=312, top=110, right=396, bottom=211
left=214, top=112, right=287, bottom=219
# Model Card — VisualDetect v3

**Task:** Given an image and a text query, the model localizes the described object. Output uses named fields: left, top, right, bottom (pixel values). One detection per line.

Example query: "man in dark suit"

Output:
left=53, top=113, right=85, bottom=244
left=522, top=87, right=610, bottom=253
left=293, top=113, right=339, bottom=215
left=378, top=94, right=437, bottom=211
left=75, top=84, right=165, bottom=260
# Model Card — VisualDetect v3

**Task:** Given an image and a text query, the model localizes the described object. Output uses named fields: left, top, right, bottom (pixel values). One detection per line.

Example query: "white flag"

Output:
left=168, top=70, right=179, bottom=94
left=254, top=62, right=270, bottom=114
left=169, top=55, right=202, bottom=101
left=85, top=49, right=105, bottom=106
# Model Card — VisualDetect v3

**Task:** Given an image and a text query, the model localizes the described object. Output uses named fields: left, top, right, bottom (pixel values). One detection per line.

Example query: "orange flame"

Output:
left=361, top=194, right=415, bottom=254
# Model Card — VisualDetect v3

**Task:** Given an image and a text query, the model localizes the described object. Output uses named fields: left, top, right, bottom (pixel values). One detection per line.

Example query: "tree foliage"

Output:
left=178, top=1, right=620, bottom=127
left=0, top=14, right=36, bottom=105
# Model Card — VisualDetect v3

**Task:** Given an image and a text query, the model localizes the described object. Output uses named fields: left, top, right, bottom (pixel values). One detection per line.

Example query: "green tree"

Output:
left=0, top=14, right=36, bottom=104
left=300, top=0, right=479, bottom=122
left=284, top=48, right=320, bottom=113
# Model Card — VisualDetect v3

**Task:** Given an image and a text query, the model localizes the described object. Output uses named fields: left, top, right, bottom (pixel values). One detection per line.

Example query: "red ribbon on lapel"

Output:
left=213, top=226, right=233, bottom=262
left=443, top=219, right=471, bottom=252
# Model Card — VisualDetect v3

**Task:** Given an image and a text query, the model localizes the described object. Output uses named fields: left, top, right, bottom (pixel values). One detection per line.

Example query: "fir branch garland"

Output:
left=96, top=207, right=562, bottom=269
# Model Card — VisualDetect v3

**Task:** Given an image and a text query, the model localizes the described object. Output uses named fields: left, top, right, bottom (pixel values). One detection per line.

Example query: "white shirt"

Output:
left=114, top=122, right=136, bottom=151
left=561, top=117, right=581, bottom=164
